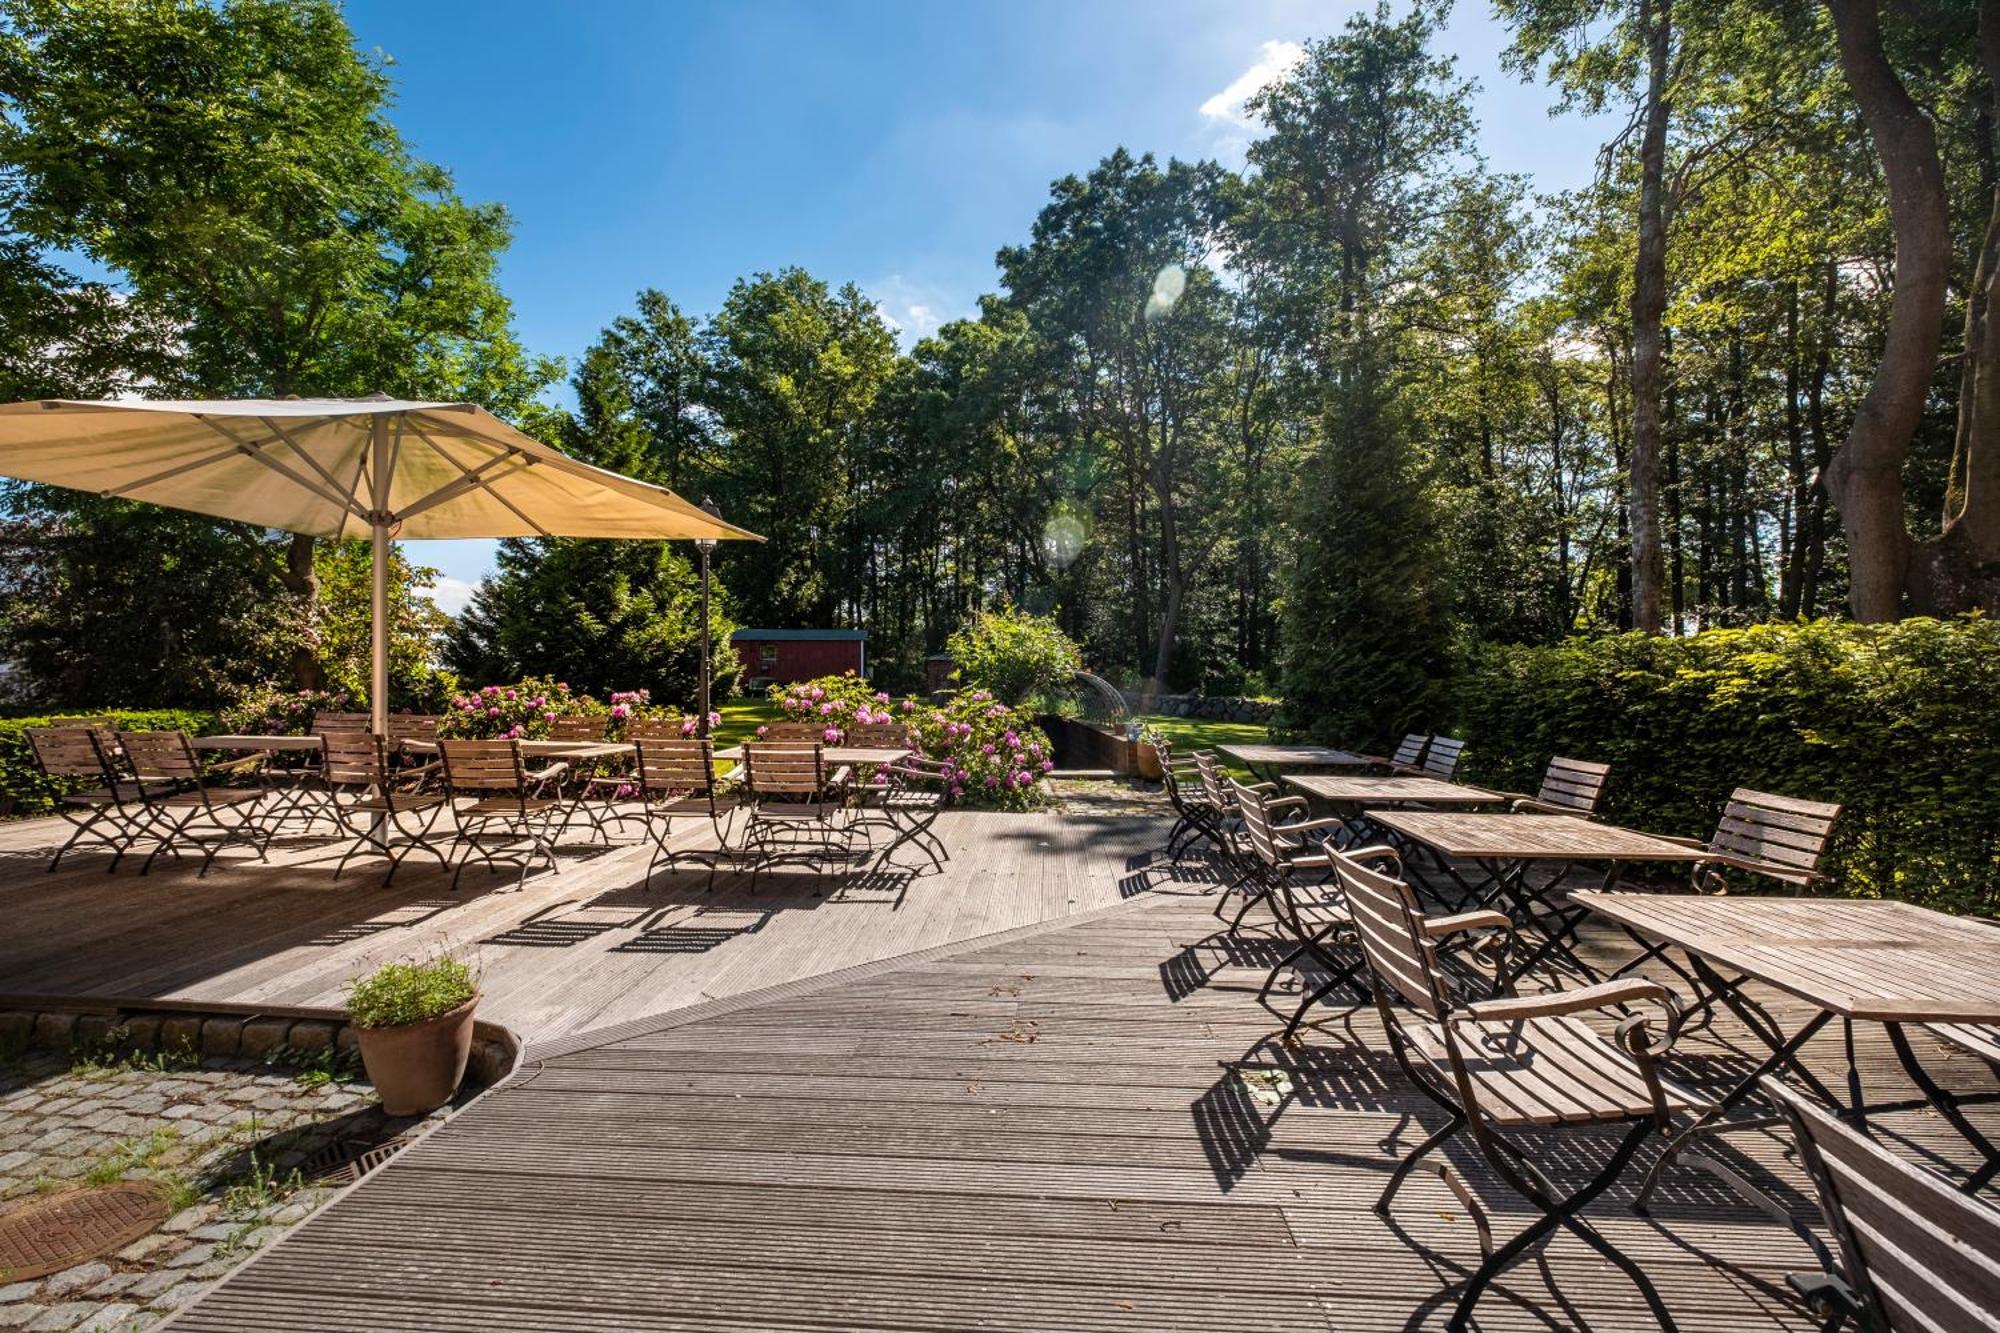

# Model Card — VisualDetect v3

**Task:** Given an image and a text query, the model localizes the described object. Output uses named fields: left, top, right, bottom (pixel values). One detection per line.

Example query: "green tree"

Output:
left=0, top=0, right=553, bottom=702
left=703, top=268, right=899, bottom=627
left=1240, top=4, right=1474, bottom=745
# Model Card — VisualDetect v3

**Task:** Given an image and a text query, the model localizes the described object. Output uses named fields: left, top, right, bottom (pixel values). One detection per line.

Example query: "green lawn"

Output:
left=712, top=696, right=784, bottom=748
left=1132, top=713, right=1270, bottom=780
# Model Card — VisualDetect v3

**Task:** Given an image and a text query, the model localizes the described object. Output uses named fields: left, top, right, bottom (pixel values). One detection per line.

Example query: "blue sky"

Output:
left=355, top=1, right=1616, bottom=609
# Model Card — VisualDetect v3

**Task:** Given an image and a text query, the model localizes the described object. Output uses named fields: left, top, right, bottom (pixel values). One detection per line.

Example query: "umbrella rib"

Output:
left=405, top=427, right=550, bottom=537
left=256, top=416, right=373, bottom=533
left=192, top=416, right=371, bottom=524
left=100, top=439, right=246, bottom=498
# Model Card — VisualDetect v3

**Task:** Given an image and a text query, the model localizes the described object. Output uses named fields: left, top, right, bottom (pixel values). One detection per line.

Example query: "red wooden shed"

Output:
left=731, top=628, right=868, bottom=687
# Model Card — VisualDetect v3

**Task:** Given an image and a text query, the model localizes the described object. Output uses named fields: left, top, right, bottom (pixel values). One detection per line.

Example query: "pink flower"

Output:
left=1040, top=759, right=1054, bottom=772
left=819, top=702, right=836, bottom=714
left=543, top=710, right=557, bottom=721
left=981, top=743, right=995, bottom=756
left=611, top=704, right=630, bottom=719
left=756, top=724, right=769, bottom=738
left=707, top=711, right=720, bottom=727
left=809, top=686, right=824, bottom=700
left=874, top=692, right=889, bottom=704
left=680, top=718, right=698, bottom=736
left=487, top=707, right=500, bottom=718
left=901, top=700, right=914, bottom=711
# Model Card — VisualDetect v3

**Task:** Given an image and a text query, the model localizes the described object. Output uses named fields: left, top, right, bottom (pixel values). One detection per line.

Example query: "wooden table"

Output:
left=711, top=745, right=908, bottom=767
left=1284, top=773, right=1505, bottom=849
left=1216, top=743, right=1370, bottom=783
left=1367, top=811, right=1709, bottom=983
left=191, top=734, right=326, bottom=752
left=402, top=739, right=635, bottom=761
left=1575, top=892, right=2000, bottom=1198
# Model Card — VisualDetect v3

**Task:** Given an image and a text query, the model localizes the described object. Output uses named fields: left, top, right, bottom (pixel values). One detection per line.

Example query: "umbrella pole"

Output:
left=370, top=414, right=390, bottom=736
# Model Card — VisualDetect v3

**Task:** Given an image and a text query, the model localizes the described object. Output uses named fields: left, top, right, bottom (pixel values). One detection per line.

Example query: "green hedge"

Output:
left=1456, top=619, right=2000, bottom=916
left=0, top=709, right=221, bottom=817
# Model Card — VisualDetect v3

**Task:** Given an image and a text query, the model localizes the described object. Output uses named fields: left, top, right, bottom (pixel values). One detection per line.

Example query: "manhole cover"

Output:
left=0, top=1182, right=171, bottom=1280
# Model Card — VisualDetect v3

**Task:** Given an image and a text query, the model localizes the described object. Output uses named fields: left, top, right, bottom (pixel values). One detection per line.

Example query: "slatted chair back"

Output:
left=627, top=715, right=691, bottom=742
left=1229, top=779, right=1288, bottom=872
left=118, top=730, right=203, bottom=784
left=761, top=721, right=827, bottom=743
left=1766, top=1076, right=2000, bottom=1332
left=320, top=730, right=390, bottom=788
left=1421, top=735, right=1465, bottom=780
left=310, top=711, right=373, bottom=737
left=1707, top=788, right=1842, bottom=888
left=1534, top=756, right=1611, bottom=816
left=635, top=738, right=716, bottom=797
left=384, top=714, right=441, bottom=744
left=50, top=716, right=119, bottom=750
left=1335, top=851, right=1449, bottom=1021
left=1192, top=750, right=1233, bottom=812
left=846, top=723, right=915, bottom=750
left=1390, top=734, right=1428, bottom=769
left=439, top=740, right=528, bottom=793
left=546, top=714, right=605, bottom=742
left=743, top=743, right=826, bottom=798
left=28, top=727, right=112, bottom=782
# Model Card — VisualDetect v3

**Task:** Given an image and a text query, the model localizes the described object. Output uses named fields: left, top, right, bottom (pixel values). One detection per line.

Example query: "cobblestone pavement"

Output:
left=0, top=1045, right=447, bottom=1331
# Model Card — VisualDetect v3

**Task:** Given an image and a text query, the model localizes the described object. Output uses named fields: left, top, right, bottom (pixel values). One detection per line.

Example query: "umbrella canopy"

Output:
left=0, top=396, right=761, bottom=728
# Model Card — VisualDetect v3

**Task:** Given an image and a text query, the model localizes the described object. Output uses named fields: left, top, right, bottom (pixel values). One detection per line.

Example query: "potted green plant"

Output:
left=1133, top=724, right=1166, bottom=782
left=345, top=956, right=479, bottom=1116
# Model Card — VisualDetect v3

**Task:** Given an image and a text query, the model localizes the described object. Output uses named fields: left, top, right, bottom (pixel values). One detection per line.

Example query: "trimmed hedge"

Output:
left=0, top=709, right=220, bottom=817
left=1456, top=619, right=2000, bottom=916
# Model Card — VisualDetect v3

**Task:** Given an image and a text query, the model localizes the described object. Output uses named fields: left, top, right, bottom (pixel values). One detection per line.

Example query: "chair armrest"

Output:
left=1709, top=853, right=1821, bottom=885
left=1509, top=796, right=1576, bottom=816
left=1265, top=795, right=1309, bottom=812
left=1465, top=977, right=1678, bottom=1023
left=1425, top=910, right=1511, bottom=938
left=1654, top=833, right=1710, bottom=850
left=525, top=762, right=569, bottom=784
left=1343, top=844, right=1402, bottom=873
left=825, top=765, right=854, bottom=790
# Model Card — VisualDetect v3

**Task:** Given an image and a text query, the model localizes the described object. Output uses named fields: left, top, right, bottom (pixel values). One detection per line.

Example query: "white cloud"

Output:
left=424, top=575, right=478, bottom=617
left=868, top=274, right=968, bottom=346
left=1199, top=40, right=1304, bottom=129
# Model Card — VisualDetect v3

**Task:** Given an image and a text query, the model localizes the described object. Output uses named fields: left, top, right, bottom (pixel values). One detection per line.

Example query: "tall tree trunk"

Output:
left=1627, top=0, right=1673, bottom=634
left=280, top=532, right=323, bottom=691
left=1916, top=0, right=2000, bottom=612
left=1823, top=0, right=1952, bottom=621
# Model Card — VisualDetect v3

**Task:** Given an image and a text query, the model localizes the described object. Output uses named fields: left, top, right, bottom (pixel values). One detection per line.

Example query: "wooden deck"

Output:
left=0, top=797, right=1168, bottom=1047
left=172, top=855, right=1998, bottom=1330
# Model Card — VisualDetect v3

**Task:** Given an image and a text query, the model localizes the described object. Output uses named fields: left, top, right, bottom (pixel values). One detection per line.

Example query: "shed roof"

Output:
left=730, top=628, right=868, bottom=642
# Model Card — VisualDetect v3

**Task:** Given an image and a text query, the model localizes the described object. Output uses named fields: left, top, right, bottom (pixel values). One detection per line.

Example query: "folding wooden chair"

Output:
left=1502, top=755, right=1612, bottom=817
left=322, top=730, right=450, bottom=885
left=1229, top=778, right=1397, bottom=1034
left=1763, top=1075, right=2000, bottom=1331
left=1337, top=850, right=1705, bottom=1331
left=847, top=723, right=950, bottom=876
left=1158, top=737, right=1225, bottom=864
left=438, top=739, right=568, bottom=890
left=628, top=736, right=735, bottom=886
left=1364, top=733, right=1430, bottom=775
left=741, top=743, right=852, bottom=888
left=762, top=720, right=831, bottom=743
left=1419, top=735, right=1466, bottom=781
left=117, top=730, right=274, bottom=876
left=26, top=726, right=159, bottom=872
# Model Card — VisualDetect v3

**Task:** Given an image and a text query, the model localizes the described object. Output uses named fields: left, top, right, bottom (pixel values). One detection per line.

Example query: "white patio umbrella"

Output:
left=0, top=396, right=761, bottom=731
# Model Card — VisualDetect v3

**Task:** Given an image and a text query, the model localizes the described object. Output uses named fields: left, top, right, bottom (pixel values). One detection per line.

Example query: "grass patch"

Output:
left=1133, top=714, right=1270, bottom=780
left=712, top=697, right=783, bottom=748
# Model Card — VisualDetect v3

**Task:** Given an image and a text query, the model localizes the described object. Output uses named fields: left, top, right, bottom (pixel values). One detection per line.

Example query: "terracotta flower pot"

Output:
left=354, top=996, right=478, bottom=1117
left=1135, top=741, right=1164, bottom=782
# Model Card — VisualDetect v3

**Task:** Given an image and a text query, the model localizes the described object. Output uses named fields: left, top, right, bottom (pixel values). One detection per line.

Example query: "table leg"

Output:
left=1883, top=1022, right=2000, bottom=1193
left=1634, top=1004, right=1835, bottom=1214
left=1488, top=859, right=1604, bottom=989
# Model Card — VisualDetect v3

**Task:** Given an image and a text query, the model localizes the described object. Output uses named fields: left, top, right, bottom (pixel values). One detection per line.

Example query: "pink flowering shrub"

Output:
left=765, top=671, right=908, bottom=745
left=605, top=688, right=720, bottom=740
left=221, top=684, right=355, bottom=736
left=438, top=675, right=594, bottom=740
left=769, top=674, right=1050, bottom=809
left=909, top=688, right=1054, bottom=810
